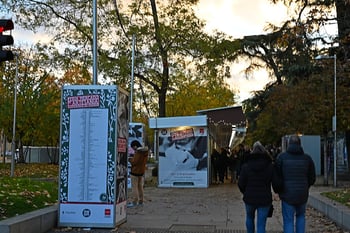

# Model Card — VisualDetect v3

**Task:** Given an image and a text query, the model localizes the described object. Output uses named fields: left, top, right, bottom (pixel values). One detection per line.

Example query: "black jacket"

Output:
left=238, top=152, right=273, bottom=206
left=275, top=143, right=316, bottom=205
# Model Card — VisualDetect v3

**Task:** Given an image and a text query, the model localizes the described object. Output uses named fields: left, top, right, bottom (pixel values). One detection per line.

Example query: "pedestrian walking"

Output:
left=217, top=147, right=228, bottom=184
left=236, top=144, right=250, bottom=179
left=275, top=134, right=316, bottom=233
left=128, top=145, right=149, bottom=207
left=228, top=149, right=239, bottom=183
left=211, top=148, right=220, bottom=183
left=238, top=141, right=274, bottom=233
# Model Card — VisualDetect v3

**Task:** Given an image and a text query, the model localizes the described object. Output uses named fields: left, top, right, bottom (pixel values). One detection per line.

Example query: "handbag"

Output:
left=267, top=204, right=274, bottom=217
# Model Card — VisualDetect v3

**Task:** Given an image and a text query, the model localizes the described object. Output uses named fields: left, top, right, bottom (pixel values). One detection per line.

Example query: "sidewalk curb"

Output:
left=308, top=192, right=350, bottom=231
left=0, top=205, right=57, bottom=233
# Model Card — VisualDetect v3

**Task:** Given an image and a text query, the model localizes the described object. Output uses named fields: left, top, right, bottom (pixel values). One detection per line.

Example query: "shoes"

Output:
left=127, top=202, right=144, bottom=208
left=127, top=202, right=136, bottom=208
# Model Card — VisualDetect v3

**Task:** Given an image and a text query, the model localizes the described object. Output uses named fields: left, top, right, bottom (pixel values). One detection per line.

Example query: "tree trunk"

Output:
left=150, top=0, right=169, bottom=117
left=158, top=88, right=166, bottom=117
left=335, top=0, right=350, bottom=59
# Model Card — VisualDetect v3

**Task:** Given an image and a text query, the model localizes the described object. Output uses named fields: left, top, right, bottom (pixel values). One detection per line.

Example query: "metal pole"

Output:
left=92, top=0, right=98, bottom=84
left=333, top=54, right=337, bottom=187
left=323, top=139, right=328, bottom=185
left=315, top=54, right=337, bottom=187
left=154, top=129, right=159, bottom=161
left=2, top=131, right=5, bottom=163
left=129, top=34, right=136, bottom=122
left=10, top=54, right=18, bottom=177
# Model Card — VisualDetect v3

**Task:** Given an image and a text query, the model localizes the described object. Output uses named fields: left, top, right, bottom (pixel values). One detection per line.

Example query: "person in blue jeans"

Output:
left=275, top=135, right=316, bottom=233
left=238, top=141, right=274, bottom=233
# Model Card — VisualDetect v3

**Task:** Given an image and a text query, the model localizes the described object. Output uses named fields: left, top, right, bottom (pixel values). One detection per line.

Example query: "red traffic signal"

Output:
left=0, top=19, right=14, bottom=32
left=0, top=19, right=14, bottom=62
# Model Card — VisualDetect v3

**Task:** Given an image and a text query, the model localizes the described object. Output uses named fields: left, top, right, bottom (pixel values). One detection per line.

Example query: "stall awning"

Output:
left=196, top=106, right=245, bottom=126
left=149, top=115, right=207, bottom=129
left=197, top=106, right=246, bottom=148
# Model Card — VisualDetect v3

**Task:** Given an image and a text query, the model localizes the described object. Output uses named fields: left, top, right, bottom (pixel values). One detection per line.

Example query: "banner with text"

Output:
left=158, top=126, right=208, bottom=188
left=58, top=85, right=129, bottom=228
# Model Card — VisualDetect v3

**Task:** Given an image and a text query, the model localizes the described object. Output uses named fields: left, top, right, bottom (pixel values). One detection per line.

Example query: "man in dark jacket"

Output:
left=275, top=135, right=316, bottom=233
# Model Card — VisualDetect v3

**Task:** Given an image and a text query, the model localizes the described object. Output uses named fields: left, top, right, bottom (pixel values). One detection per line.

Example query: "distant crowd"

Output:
left=211, top=143, right=281, bottom=184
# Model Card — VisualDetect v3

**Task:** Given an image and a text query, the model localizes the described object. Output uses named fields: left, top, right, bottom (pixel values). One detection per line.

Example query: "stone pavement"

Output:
left=47, top=178, right=349, bottom=233
left=1, top=162, right=349, bottom=233
left=115, top=182, right=345, bottom=233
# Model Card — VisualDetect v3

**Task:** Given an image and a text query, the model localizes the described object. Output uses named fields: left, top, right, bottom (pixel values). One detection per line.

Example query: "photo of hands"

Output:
left=158, top=127, right=208, bottom=187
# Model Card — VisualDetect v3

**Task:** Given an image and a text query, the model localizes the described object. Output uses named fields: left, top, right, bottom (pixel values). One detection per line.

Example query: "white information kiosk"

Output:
left=149, top=115, right=209, bottom=188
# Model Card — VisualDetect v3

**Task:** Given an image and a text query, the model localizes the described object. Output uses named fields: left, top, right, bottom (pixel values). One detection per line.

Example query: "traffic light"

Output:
left=0, top=19, right=14, bottom=62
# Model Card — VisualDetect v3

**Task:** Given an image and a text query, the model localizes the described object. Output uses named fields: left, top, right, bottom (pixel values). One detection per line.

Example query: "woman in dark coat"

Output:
left=238, top=141, right=274, bottom=233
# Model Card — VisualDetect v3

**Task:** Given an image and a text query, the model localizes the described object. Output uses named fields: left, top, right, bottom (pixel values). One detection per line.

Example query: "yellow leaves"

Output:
left=0, top=163, right=58, bottom=178
left=60, top=64, right=92, bottom=85
left=166, top=77, right=236, bottom=117
left=44, top=191, right=51, bottom=199
left=0, top=164, right=58, bottom=219
left=322, top=189, right=350, bottom=208
left=17, top=190, right=52, bottom=199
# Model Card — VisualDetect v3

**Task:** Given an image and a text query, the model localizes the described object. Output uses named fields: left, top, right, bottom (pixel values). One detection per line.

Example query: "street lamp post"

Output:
left=315, top=54, right=337, bottom=187
left=10, top=53, right=19, bottom=177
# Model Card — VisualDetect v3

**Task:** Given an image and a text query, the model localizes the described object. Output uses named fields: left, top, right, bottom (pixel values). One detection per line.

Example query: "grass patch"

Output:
left=0, top=163, right=58, bottom=220
left=0, top=163, right=58, bottom=178
left=321, top=188, right=350, bottom=207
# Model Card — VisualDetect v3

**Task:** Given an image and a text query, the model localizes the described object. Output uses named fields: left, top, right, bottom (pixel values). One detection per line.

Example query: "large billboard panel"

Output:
left=58, top=85, right=128, bottom=228
left=158, top=126, right=208, bottom=188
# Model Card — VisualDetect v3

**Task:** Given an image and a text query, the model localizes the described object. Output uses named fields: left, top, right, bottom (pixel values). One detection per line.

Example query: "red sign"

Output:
left=104, top=209, right=111, bottom=216
left=67, top=95, right=100, bottom=109
left=118, top=138, right=127, bottom=153
left=170, top=128, right=194, bottom=141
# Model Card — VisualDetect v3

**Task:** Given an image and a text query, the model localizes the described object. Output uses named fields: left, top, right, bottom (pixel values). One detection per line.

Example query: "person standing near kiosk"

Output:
left=128, top=145, right=149, bottom=207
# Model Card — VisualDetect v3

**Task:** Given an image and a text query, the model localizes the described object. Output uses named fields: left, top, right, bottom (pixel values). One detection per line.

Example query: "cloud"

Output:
left=195, top=0, right=287, bottom=103
left=226, top=62, right=271, bottom=103
left=13, top=28, right=52, bottom=46
left=196, top=0, right=287, bottom=38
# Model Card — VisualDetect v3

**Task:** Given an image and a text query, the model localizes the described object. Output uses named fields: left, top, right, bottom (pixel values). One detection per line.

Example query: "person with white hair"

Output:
left=238, top=141, right=274, bottom=233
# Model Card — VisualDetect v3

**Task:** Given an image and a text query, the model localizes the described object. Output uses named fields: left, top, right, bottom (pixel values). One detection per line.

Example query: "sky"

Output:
left=5, top=0, right=289, bottom=103
left=195, top=0, right=289, bottom=103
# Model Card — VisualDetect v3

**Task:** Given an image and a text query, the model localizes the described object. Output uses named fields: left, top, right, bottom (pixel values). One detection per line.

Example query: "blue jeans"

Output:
left=245, top=203, right=270, bottom=233
left=281, top=201, right=306, bottom=233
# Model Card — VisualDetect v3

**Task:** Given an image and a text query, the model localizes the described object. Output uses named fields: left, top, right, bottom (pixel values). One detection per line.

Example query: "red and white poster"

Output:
left=158, top=126, right=208, bottom=188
